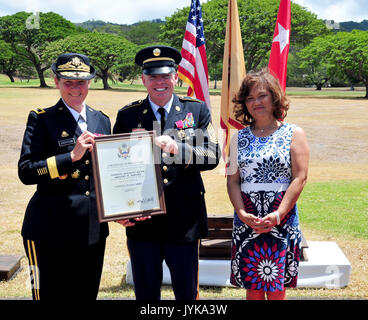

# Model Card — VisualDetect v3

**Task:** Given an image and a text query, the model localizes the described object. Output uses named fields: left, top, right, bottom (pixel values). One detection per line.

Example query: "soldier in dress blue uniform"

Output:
left=18, top=53, right=110, bottom=300
left=113, top=45, right=221, bottom=300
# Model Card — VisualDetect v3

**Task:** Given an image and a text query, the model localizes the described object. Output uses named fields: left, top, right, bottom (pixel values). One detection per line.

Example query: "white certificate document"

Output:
left=96, top=136, right=160, bottom=217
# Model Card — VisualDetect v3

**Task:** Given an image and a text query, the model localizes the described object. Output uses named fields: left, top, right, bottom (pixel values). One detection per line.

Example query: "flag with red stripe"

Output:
left=178, top=0, right=211, bottom=110
left=268, top=0, right=291, bottom=92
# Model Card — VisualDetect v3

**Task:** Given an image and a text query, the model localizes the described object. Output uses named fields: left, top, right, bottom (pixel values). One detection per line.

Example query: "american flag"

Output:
left=178, top=0, right=211, bottom=110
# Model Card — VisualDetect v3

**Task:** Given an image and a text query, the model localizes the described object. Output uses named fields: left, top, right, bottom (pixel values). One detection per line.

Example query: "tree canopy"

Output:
left=44, top=32, right=137, bottom=89
left=0, top=4, right=366, bottom=94
left=298, top=30, right=368, bottom=97
left=0, top=11, right=84, bottom=87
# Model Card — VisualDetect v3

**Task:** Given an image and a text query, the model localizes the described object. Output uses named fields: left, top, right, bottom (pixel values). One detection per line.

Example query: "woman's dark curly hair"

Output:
left=232, top=69, right=289, bottom=126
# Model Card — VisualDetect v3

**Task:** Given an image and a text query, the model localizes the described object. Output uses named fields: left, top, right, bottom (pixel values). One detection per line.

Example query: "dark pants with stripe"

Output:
left=23, top=238, right=106, bottom=300
left=127, top=238, right=199, bottom=300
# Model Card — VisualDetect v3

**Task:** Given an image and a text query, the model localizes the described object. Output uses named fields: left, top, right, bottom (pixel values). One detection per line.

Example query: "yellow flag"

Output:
left=220, top=0, right=246, bottom=164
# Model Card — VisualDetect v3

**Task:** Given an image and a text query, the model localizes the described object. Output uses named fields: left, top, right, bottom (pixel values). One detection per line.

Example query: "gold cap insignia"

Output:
left=56, top=57, right=91, bottom=78
left=128, top=200, right=135, bottom=207
left=57, top=57, right=90, bottom=73
left=61, top=131, right=69, bottom=137
left=153, top=48, right=161, bottom=57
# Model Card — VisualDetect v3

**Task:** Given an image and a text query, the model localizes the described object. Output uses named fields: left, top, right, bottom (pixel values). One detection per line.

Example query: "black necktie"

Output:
left=158, top=107, right=166, bottom=134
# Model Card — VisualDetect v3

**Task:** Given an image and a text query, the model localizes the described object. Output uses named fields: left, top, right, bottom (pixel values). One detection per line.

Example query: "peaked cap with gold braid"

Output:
left=51, top=53, right=96, bottom=80
left=135, top=45, right=182, bottom=75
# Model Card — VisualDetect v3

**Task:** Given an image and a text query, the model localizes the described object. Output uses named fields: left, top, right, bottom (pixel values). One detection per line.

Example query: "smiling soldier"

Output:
left=18, top=53, right=111, bottom=300
left=113, top=45, right=220, bottom=300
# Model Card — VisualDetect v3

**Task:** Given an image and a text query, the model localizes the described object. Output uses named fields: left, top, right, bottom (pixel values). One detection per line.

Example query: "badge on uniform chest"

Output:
left=175, top=113, right=196, bottom=140
left=58, top=138, right=75, bottom=147
left=177, top=128, right=195, bottom=140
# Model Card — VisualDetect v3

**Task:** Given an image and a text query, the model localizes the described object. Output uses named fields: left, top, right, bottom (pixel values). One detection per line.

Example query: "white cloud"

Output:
left=0, top=0, right=365, bottom=24
left=0, top=0, right=202, bottom=24
left=293, top=0, right=368, bottom=22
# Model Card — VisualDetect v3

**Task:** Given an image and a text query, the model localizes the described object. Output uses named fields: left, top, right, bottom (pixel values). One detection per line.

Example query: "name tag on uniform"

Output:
left=58, top=138, right=75, bottom=147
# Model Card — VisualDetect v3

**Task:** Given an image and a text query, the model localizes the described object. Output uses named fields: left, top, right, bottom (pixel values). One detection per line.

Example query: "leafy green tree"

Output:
left=328, top=30, right=368, bottom=98
left=125, top=21, right=165, bottom=45
left=0, top=11, right=84, bottom=87
left=298, top=35, right=335, bottom=89
left=0, top=40, right=18, bottom=82
left=299, top=31, right=368, bottom=96
left=44, top=32, right=137, bottom=89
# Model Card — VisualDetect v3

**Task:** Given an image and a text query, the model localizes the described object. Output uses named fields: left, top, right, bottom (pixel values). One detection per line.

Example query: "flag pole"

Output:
left=220, top=0, right=246, bottom=164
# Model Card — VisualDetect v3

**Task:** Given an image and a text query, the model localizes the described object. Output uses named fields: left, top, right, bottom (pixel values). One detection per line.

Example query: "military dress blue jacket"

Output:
left=18, top=99, right=110, bottom=245
left=113, top=94, right=220, bottom=243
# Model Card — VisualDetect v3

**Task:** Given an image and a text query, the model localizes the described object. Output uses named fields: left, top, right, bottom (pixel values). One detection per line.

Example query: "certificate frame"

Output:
left=91, top=130, right=166, bottom=222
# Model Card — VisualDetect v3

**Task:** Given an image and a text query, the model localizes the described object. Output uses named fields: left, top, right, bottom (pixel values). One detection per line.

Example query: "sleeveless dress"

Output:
left=230, top=123, right=302, bottom=291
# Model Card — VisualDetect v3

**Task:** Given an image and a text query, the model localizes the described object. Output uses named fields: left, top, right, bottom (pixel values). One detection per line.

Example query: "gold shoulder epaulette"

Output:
left=30, top=108, right=46, bottom=115
left=99, top=110, right=109, bottom=118
left=122, top=99, right=143, bottom=111
left=179, top=96, right=201, bottom=103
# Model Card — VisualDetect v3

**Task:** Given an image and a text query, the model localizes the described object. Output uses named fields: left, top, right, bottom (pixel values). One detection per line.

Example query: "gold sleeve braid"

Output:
left=46, top=156, right=59, bottom=179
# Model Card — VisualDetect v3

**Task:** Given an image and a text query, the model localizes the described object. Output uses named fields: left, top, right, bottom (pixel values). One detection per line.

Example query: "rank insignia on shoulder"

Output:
left=31, top=108, right=46, bottom=115
left=100, top=110, right=109, bottom=118
left=179, top=96, right=201, bottom=103
left=125, top=100, right=143, bottom=111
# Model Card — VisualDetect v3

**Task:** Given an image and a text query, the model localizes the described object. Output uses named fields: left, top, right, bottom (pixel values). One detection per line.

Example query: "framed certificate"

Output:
left=91, top=131, right=166, bottom=222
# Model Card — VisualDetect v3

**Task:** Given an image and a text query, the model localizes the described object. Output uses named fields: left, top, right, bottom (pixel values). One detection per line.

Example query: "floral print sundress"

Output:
left=230, top=123, right=302, bottom=291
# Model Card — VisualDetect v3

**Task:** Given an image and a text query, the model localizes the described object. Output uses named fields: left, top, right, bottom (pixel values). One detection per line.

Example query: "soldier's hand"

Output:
left=71, top=131, right=96, bottom=162
left=155, top=135, right=178, bottom=154
left=116, top=216, right=151, bottom=227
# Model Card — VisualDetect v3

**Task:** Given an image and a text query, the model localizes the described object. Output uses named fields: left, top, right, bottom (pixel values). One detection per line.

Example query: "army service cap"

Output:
left=135, top=45, right=182, bottom=75
left=51, top=53, right=96, bottom=80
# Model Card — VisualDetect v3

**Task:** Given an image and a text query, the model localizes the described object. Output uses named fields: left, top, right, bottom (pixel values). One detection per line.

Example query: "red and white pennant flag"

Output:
left=268, top=0, right=291, bottom=92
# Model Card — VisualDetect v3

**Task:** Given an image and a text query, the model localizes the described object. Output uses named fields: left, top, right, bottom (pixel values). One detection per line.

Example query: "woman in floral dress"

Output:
left=227, top=69, right=309, bottom=300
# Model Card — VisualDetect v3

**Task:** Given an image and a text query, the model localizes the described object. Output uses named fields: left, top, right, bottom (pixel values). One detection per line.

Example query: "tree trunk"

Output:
left=316, top=84, right=322, bottom=90
left=5, top=72, right=15, bottom=82
left=365, top=83, right=368, bottom=99
left=34, top=64, right=48, bottom=87
left=102, top=75, right=111, bottom=89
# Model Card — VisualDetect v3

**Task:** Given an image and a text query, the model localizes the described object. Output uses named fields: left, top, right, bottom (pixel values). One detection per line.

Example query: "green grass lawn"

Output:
left=298, top=180, right=368, bottom=240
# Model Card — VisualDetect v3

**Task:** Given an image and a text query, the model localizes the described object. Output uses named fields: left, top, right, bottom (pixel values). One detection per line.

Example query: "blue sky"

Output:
left=0, top=0, right=366, bottom=24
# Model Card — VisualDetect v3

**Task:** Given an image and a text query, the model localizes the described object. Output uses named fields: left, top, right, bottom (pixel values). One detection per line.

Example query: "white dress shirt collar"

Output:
left=62, top=98, right=87, bottom=123
left=148, top=95, right=173, bottom=120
